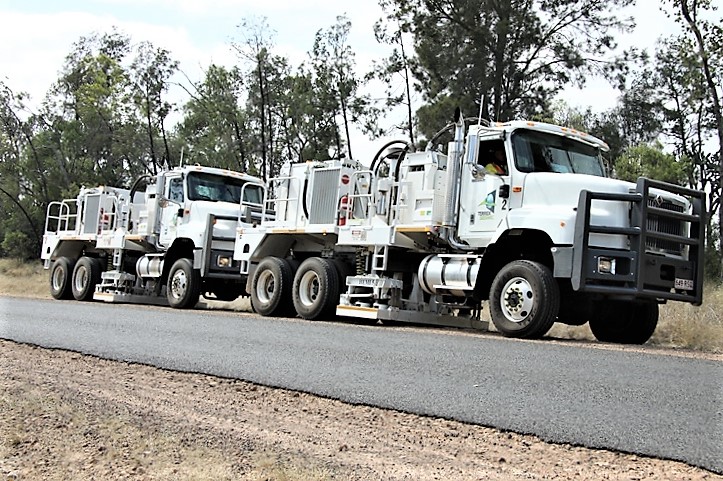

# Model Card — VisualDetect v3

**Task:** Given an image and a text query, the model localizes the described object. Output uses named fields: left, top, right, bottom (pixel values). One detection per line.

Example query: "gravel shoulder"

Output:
left=1, top=339, right=721, bottom=480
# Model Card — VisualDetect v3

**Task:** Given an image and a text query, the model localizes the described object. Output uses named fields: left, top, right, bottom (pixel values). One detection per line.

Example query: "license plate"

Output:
left=674, top=278, right=694, bottom=290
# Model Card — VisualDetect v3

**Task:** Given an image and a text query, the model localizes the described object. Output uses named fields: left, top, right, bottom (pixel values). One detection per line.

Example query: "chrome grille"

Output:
left=646, top=198, right=685, bottom=255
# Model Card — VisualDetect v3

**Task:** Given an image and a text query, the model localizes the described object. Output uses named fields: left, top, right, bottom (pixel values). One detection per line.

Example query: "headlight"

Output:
left=597, top=257, right=616, bottom=275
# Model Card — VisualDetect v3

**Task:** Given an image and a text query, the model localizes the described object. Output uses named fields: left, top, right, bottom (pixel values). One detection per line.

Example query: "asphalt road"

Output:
left=1, top=296, right=721, bottom=473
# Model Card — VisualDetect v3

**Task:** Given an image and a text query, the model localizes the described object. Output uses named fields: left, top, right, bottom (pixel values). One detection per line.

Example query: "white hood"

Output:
left=505, top=173, right=636, bottom=248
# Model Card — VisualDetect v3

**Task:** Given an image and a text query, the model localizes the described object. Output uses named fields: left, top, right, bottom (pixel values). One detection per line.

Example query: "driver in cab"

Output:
left=485, top=147, right=508, bottom=175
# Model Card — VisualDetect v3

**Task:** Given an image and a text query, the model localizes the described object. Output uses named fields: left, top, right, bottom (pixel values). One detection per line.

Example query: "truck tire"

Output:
left=50, top=257, right=75, bottom=300
left=489, top=260, right=559, bottom=339
left=167, top=258, right=201, bottom=309
left=71, top=256, right=102, bottom=301
left=292, top=257, right=339, bottom=320
left=250, top=257, right=295, bottom=317
left=589, top=300, right=658, bottom=344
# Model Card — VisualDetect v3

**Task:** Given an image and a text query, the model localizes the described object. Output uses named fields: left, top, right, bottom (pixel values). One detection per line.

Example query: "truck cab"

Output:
left=450, top=121, right=704, bottom=341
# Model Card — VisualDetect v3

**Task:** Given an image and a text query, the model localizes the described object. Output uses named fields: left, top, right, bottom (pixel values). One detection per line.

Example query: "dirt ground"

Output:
left=1, top=339, right=721, bottom=480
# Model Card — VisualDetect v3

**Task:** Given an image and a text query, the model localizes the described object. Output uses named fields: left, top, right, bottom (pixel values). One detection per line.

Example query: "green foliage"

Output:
left=1, top=231, right=31, bottom=259
left=704, top=225, right=722, bottom=281
left=380, top=0, right=636, bottom=139
left=614, top=143, right=687, bottom=184
left=178, top=64, right=252, bottom=172
left=655, top=1, right=722, bottom=275
left=129, top=41, right=180, bottom=173
left=368, top=19, right=416, bottom=144
left=311, top=16, right=379, bottom=159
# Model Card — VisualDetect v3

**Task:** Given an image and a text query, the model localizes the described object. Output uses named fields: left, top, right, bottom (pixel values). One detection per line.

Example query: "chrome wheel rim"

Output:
left=256, top=269, right=275, bottom=304
left=500, top=276, right=534, bottom=323
left=298, top=270, right=320, bottom=307
left=73, top=265, right=88, bottom=292
left=170, top=269, right=187, bottom=299
left=52, top=265, right=65, bottom=291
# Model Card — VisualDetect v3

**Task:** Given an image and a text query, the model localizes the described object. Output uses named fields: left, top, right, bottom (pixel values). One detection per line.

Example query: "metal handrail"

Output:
left=346, top=170, right=374, bottom=223
left=44, top=199, right=78, bottom=234
left=265, top=175, right=300, bottom=224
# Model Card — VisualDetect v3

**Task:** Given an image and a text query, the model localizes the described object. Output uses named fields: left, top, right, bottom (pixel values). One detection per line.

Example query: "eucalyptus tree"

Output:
left=232, top=16, right=276, bottom=180
left=379, top=0, right=637, bottom=140
left=0, top=82, right=43, bottom=257
left=129, top=41, right=179, bottom=175
left=178, top=64, right=253, bottom=173
left=46, top=30, right=135, bottom=187
left=654, top=0, right=722, bottom=278
left=614, top=142, right=687, bottom=186
left=368, top=18, right=416, bottom=146
left=275, top=66, right=341, bottom=162
left=310, top=15, right=378, bottom=159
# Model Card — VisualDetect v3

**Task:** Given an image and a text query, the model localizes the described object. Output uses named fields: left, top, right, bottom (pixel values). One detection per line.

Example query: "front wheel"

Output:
left=589, top=300, right=658, bottom=344
left=292, top=257, right=339, bottom=320
left=166, top=258, right=201, bottom=309
left=489, top=260, right=559, bottom=339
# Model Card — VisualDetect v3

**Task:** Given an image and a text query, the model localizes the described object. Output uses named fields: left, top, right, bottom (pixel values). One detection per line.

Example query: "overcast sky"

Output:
left=0, top=0, right=679, bottom=158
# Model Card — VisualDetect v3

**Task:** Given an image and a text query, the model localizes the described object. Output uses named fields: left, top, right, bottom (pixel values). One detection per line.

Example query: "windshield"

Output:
left=512, top=130, right=605, bottom=177
left=187, top=172, right=263, bottom=204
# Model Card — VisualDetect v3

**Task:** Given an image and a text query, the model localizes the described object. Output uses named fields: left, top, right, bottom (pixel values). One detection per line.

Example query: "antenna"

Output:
left=179, top=147, right=184, bottom=168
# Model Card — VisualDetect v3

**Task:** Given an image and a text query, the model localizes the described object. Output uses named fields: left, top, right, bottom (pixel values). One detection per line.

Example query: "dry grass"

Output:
left=653, top=285, right=723, bottom=353
left=1, top=258, right=721, bottom=352
left=249, top=455, right=331, bottom=481
left=0, top=258, right=49, bottom=299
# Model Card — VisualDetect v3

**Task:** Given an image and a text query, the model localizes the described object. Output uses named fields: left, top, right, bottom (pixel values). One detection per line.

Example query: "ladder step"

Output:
left=372, top=245, right=389, bottom=272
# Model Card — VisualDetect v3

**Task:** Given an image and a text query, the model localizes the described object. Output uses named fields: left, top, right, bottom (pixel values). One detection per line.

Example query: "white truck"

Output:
left=234, top=112, right=705, bottom=344
left=41, top=165, right=265, bottom=308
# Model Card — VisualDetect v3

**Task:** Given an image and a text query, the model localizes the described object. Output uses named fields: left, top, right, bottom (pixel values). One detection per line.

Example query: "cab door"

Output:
left=458, top=136, right=510, bottom=246
left=159, top=175, right=184, bottom=247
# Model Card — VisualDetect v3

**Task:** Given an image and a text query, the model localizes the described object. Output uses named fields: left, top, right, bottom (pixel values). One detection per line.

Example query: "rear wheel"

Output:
left=167, top=258, right=201, bottom=309
left=250, top=257, right=295, bottom=317
left=489, top=260, right=559, bottom=339
left=589, top=300, right=658, bottom=344
left=71, top=256, right=102, bottom=301
left=292, top=257, right=339, bottom=320
left=50, top=257, right=75, bottom=300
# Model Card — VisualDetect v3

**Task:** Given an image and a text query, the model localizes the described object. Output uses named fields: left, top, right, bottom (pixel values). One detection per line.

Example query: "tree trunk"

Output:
left=161, top=119, right=171, bottom=170
left=232, top=119, right=246, bottom=172
left=491, top=5, right=510, bottom=121
left=399, top=33, right=415, bottom=146
left=145, top=94, right=158, bottom=176
left=338, top=84, right=352, bottom=159
left=257, top=59, right=268, bottom=181
left=0, top=186, right=41, bottom=250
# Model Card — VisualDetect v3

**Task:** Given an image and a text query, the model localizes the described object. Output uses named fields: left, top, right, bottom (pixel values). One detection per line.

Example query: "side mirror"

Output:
left=471, top=164, right=486, bottom=180
left=177, top=207, right=184, bottom=218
